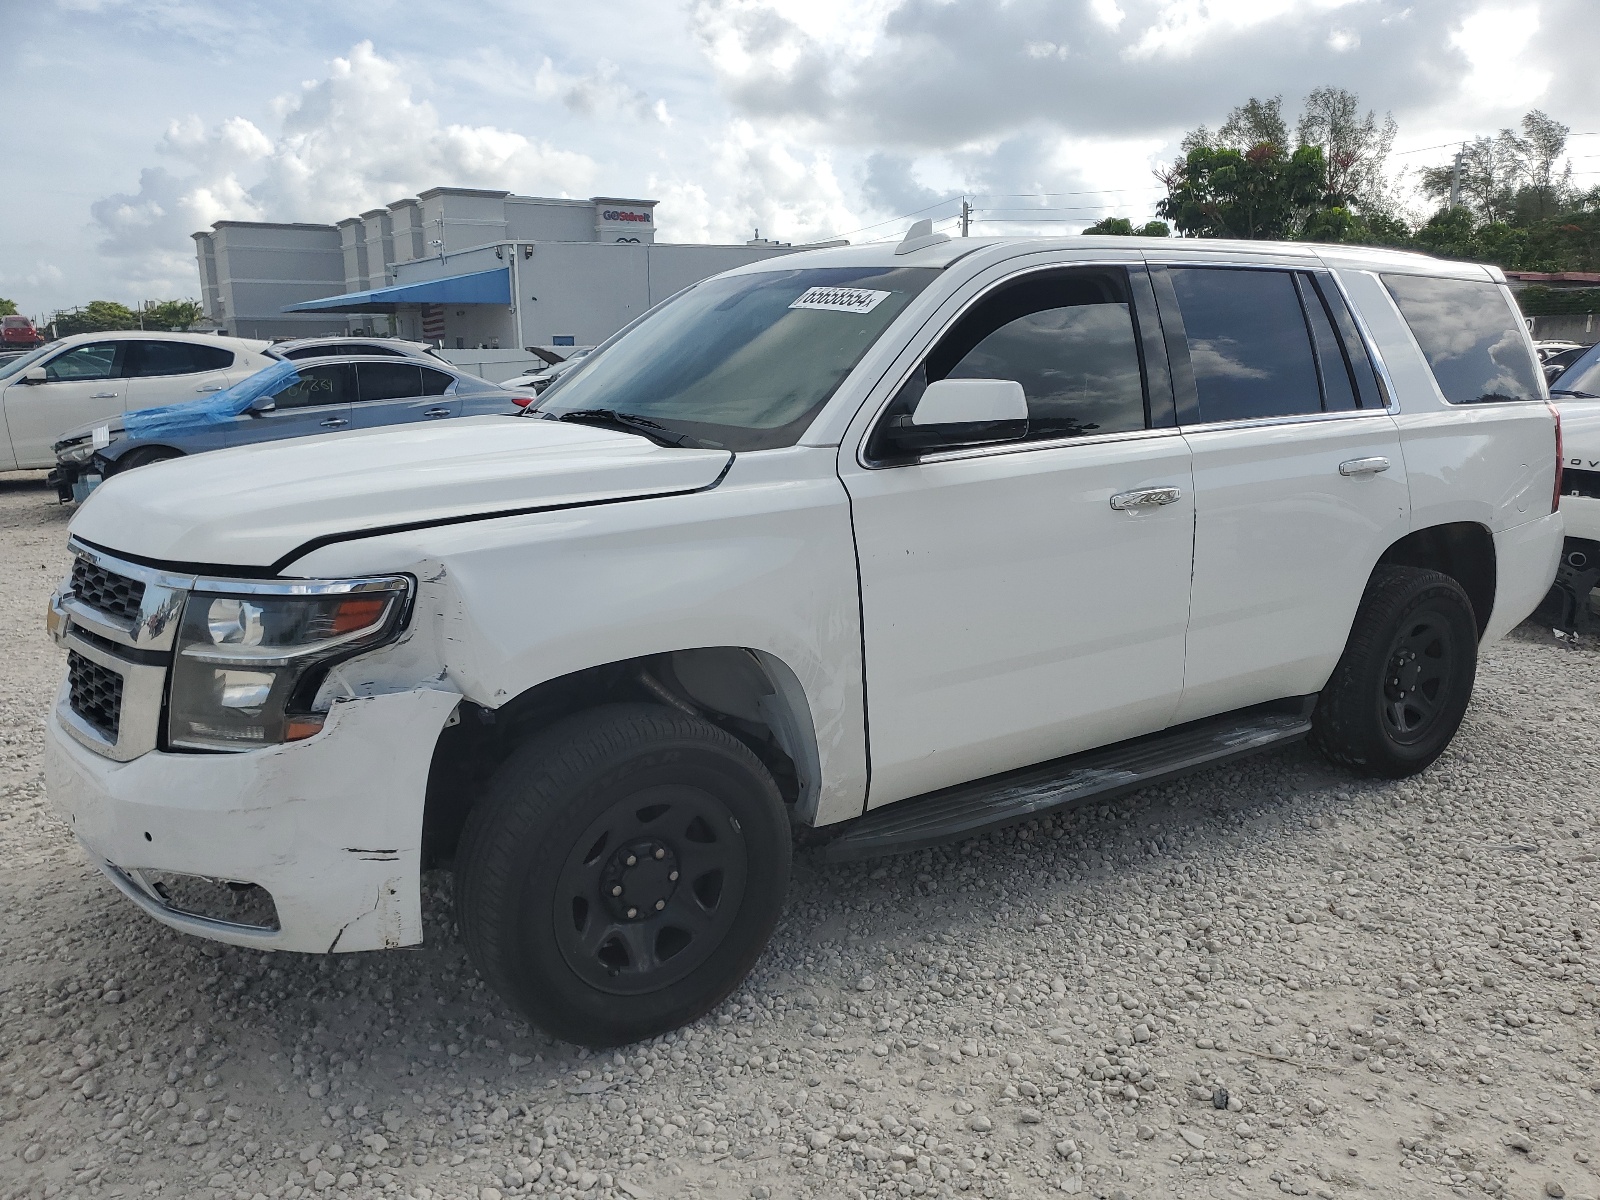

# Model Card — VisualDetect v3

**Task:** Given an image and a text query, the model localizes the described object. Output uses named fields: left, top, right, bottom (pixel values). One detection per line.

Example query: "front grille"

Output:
left=70, top=558, right=146, bottom=624
left=68, top=651, right=123, bottom=741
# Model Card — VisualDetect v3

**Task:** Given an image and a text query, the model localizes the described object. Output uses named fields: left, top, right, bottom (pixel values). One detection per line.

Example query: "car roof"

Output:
left=43, top=330, right=273, bottom=351
left=716, top=233, right=1497, bottom=283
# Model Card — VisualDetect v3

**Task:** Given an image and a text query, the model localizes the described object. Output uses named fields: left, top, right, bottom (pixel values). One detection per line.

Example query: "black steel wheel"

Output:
left=1312, top=566, right=1479, bottom=778
left=455, top=704, right=791, bottom=1046
left=553, top=782, right=748, bottom=996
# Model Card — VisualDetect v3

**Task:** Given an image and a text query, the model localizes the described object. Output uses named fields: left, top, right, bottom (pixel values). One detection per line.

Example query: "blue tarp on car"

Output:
left=281, top=267, right=512, bottom=314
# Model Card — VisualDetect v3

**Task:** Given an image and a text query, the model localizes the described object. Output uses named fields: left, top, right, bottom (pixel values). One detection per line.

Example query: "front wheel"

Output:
left=1311, top=566, right=1479, bottom=778
left=455, top=704, right=792, bottom=1047
left=110, top=446, right=183, bottom=473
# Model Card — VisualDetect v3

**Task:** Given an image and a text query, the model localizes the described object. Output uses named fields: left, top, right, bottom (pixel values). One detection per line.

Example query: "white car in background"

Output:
left=502, top=347, right=594, bottom=394
left=0, top=331, right=276, bottom=471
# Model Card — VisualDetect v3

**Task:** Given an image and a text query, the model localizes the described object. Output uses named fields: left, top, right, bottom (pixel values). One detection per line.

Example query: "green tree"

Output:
left=0, top=298, right=17, bottom=317
left=1082, top=217, right=1170, bottom=237
left=139, top=299, right=205, bottom=331
left=50, top=301, right=139, bottom=337
left=1295, top=86, right=1397, bottom=213
left=1157, top=143, right=1329, bottom=240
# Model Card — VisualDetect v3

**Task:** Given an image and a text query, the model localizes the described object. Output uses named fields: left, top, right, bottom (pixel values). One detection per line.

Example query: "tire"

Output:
left=111, top=446, right=183, bottom=473
left=1311, top=565, right=1479, bottom=778
left=455, top=703, right=792, bottom=1047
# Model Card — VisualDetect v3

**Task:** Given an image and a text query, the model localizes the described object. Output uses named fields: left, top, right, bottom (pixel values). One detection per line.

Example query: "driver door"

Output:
left=244, top=361, right=357, bottom=447
left=839, top=264, right=1196, bottom=809
left=3, top=341, right=128, bottom=468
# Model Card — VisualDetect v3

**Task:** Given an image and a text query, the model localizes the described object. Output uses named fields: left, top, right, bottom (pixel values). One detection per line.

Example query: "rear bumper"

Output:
left=1559, top=494, right=1600, bottom=544
left=1483, top=511, right=1564, bottom=644
left=44, top=684, right=459, bottom=953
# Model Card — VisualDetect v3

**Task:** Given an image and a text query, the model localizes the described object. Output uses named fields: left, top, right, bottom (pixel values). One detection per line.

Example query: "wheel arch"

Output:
left=1376, top=521, right=1496, bottom=636
left=421, top=646, right=822, bottom=869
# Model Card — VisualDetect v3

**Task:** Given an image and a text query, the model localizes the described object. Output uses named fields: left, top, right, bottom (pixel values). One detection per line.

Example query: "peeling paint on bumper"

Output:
left=44, top=685, right=461, bottom=954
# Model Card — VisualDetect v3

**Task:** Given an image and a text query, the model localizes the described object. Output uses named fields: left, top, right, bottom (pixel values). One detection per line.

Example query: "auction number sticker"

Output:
left=789, top=287, right=891, bottom=314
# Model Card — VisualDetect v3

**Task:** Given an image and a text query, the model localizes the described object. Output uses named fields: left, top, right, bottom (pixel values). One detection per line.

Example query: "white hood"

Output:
left=70, top=416, right=733, bottom=570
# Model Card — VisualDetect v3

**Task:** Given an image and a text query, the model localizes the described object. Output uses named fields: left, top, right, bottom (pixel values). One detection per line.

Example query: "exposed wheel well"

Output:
left=1376, top=522, right=1496, bottom=636
left=421, top=648, right=819, bottom=868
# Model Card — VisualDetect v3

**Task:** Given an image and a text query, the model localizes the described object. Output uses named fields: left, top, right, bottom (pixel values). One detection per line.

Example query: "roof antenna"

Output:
left=896, top=217, right=951, bottom=256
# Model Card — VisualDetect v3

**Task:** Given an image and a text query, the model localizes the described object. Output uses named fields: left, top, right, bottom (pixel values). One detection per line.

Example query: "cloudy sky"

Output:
left=2, top=0, right=1596, bottom=316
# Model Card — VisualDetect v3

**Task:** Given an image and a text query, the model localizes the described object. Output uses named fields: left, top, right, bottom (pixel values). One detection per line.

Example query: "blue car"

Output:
left=50, top=354, right=527, bottom=501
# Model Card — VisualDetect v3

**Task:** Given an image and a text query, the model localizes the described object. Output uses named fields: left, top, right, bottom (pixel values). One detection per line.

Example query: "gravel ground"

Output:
left=4, top=471, right=1600, bottom=1200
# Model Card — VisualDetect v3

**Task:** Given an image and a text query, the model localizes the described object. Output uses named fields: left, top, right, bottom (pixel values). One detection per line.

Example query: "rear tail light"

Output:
left=508, top=395, right=536, bottom=408
left=1550, top=402, right=1564, bottom=514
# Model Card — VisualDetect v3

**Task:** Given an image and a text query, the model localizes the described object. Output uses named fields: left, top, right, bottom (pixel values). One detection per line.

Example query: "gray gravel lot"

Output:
left=3, top=471, right=1600, bottom=1200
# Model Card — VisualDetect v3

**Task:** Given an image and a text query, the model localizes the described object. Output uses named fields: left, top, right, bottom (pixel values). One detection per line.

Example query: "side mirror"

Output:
left=24, top=367, right=46, bottom=384
left=249, top=396, right=276, bottom=414
left=882, top=378, right=1028, bottom=456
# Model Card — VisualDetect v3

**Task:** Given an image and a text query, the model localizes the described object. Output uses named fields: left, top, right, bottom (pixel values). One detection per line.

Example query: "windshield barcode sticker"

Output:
left=790, top=287, right=891, bottom=314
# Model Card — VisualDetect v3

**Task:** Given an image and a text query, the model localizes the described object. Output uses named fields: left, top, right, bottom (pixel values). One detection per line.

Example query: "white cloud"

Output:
left=90, top=41, right=600, bottom=296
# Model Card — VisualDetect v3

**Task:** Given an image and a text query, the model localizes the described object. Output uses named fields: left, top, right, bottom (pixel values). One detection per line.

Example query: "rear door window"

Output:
left=1381, top=274, right=1542, bottom=404
left=355, top=362, right=424, bottom=403
left=125, top=341, right=232, bottom=377
left=420, top=367, right=455, bottom=395
left=1168, top=268, right=1323, bottom=422
left=272, top=362, right=357, bottom=409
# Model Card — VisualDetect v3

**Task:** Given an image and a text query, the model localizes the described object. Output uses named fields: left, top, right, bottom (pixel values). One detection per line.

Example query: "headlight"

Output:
left=167, top=577, right=411, bottom=751
left=56, top=438, right=95, bottom=464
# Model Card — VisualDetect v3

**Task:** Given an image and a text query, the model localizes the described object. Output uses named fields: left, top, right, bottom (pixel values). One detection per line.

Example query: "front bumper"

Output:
left=45, top=685, right=460, bottom=953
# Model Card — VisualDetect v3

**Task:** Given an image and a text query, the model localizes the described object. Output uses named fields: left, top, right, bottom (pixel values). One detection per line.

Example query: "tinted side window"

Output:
left=1382, top=274, right=1542, bottom=404
left=1169, top=268, right=1321, bottom=422
left=127, top=341, right=231, bottom=377
left=356, top=362, right=423, bottom=403
left=272, top=362, right=357, bottom=409
left=189, top=343, right=233, bottom=371
left=280, top=346, right=321, bottom=360
left=1295, top=275, right=1358, bottom=412
left=874, top=270, right=1147, bottom=453
left=45, top=342, right=120, bottom=381
left=420, top=367, right=454, bottom=395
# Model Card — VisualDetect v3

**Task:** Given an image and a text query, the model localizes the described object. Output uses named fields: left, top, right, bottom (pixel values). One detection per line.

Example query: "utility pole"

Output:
left=959, top=199, right=971, bottom=237
left=1450, top=145, right=1465, bottom=209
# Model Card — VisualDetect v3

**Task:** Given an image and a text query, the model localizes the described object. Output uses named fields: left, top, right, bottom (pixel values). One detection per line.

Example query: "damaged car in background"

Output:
left=50, top=355, right=530, bottom=502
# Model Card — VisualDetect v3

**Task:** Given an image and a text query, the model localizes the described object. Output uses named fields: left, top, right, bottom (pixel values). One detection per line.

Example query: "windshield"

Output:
left=1552, top=342, right=1600, bottom=397
left=0, top=343, right=58, bottom=382
left=537, top=265, right=939, bottom=450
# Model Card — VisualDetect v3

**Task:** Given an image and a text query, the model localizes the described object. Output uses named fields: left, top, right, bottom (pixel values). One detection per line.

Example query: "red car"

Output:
left=1, top=315, right=43, bottom=349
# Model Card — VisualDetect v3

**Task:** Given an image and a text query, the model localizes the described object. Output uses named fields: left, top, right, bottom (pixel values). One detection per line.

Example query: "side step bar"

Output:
left=815, top=697, right=1316, bottom=863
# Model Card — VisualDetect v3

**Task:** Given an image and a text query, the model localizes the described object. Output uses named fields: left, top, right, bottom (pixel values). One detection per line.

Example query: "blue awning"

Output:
left=282, top=267, right=511, bottom=313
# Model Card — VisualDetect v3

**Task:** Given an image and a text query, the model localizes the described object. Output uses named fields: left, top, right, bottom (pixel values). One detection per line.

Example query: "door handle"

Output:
left=319, top=417, right=349, bottom=429
left=422, top=407, right=451, bottom=418
left=195, top=384, right=224, bottom=393
left=91, top=391, right=118, bottom=399
left=1339, top=456, right=1391, bottom=477
left=1109, top=486, right=1183, bottom=511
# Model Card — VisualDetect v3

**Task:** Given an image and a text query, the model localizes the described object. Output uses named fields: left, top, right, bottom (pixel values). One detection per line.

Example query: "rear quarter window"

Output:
left=1381, top=274, right=1542, bottom=404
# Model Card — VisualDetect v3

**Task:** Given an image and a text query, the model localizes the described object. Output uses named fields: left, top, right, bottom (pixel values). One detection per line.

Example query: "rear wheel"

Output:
left=1311, top=566, right=1479, bottom=778
left=455, top=704, right=792, bottom=1047
left=111, top=446, right=183, bottom=473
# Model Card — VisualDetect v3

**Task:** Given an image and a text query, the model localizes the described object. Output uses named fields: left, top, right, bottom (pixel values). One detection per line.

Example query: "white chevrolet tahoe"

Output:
left=45, top=231, right=1563, bottom=1047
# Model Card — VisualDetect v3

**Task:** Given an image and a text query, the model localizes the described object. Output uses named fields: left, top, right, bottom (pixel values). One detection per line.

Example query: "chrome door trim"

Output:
left=912, top=425, right=1185, bottom=467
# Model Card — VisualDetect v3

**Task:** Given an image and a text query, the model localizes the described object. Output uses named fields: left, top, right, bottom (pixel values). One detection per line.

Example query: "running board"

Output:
left=816, top=698, right=1316, bottom=863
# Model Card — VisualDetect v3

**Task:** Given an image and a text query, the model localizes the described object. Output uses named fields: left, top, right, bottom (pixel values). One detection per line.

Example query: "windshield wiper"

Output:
left=547, top=408, right=702, bottom=448
left=1551, top=389, right=1598, bottom=399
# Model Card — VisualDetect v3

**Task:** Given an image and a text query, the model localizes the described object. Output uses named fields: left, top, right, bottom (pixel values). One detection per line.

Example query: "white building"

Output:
left=193, top=188, right=815, bottom=380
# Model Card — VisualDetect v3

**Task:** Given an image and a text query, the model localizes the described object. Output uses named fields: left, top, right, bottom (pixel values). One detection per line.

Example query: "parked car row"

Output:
left=48, top=352, right=526, bottom=502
